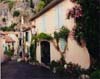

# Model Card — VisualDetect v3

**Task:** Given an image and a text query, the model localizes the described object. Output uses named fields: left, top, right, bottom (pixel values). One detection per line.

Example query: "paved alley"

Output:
left=1, top=61, right=67, bottom=79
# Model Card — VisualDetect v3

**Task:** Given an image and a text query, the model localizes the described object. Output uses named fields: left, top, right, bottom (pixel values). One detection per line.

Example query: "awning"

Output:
left=4, top=36, right=15, bottom=43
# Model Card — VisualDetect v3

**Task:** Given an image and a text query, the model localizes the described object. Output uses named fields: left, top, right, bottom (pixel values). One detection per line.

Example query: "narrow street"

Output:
left=1, top=61, right=53, bottom=79
left=0, top=0, right=99, bottom=79
left=1, top=61, right=67, bottom=79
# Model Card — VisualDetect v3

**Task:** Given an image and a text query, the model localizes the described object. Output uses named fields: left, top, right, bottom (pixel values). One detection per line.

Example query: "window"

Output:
left=19, top=38, right=21, bottom=46
left=41, top=15, right=46, bottom=32
left=26, top=32, right=29, bottom=42
left=59, top=38, right=66, bottom=52
left=55, top=4, right=64, bottom=29
left=58, top=4, right=64, bottom=28
left=55, top=6, right=59, bottom=29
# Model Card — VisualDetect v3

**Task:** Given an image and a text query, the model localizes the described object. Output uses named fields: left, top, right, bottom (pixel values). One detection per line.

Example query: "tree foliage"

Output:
left=35, top=0, right=53, bottom=12
left=4, top=47, right=13, bottom=58
left=35, top=0, right=45, bottom=12
left=32, top=33, right=53, bottom=41
left=30, top=43, right=36, bottom=61
left=2, top=18, right=6, bottom=22
left=54, top=26, right=70, bottom=42
left=0, top=23, right=17, bottom=31
left=13, top=10, right=20, bottom=17
left=41, top=0, right=53, bottom=5
left=31, top=26, right=69, bottom=63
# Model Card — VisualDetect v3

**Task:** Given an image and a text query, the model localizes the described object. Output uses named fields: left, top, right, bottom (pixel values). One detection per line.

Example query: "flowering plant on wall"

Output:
left=31, top=32, right=53, bottom=41
left=66, top=1, right=84, bottom=46
left=69, top=0, right=100, bottom=73
left=53, top=26, right=69, bottom=51
left=51, top=26, right=70, bottom=65
left=67, top=5, right=82, bottom=19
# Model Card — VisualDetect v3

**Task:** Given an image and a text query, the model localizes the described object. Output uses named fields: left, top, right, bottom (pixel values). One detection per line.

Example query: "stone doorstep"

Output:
left=40, top=63, right=50, bottom=69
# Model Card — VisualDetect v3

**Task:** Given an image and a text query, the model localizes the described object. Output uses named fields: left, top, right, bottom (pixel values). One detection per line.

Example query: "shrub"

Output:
left=4, top=49, right=13, bottom=58
left=65, top=63, right=84, bottom=77
left=50, top=60, right=60, bottom=71
left=91, top=70, right=100, bottom=79
left=74, top=25, right=84, bottom=46
left=54, top=26, right=69, bottom=41
left=38, top=33, right=53, bottom=40
left=30, top=43, right=36, bottom=61
left=35, top=0, right=45, bottom=12
left=50, top=61, right=87, bottom=78
left=75, top=0, right=100, bottom=62
left=2, top=18, right=6, bottom=22
left=0, top=26, right=9, bottom=31
left=13, top=10, right=20, bottom=17
left=50, top=60, right=66, bottom=76
left=0, top=23, right=16, bottom=31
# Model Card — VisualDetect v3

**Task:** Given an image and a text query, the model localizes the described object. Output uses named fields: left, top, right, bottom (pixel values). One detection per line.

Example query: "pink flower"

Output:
left=66, top=5, right=83, bottom=19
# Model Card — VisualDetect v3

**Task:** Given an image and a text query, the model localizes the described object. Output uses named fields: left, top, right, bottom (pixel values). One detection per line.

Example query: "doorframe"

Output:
left=40, top=40, right=50, bottom=65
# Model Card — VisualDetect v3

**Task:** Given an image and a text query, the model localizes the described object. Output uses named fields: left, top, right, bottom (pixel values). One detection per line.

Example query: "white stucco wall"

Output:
left=65, top=37, right=90, bottom=69
left=36, top=42, right=41, bottom=63
left=24, top=30, right=32, bottom=54
left=0, top=38, right=5, bottom=63
left=50, top=42, right=61, bottom=62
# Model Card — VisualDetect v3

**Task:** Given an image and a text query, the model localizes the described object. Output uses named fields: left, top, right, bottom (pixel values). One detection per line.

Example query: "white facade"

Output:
left=0, top=38, right=5, bottom=63
left=24, top=30, right=32, bottom=54
left=31, top=0, right=90, bottom=69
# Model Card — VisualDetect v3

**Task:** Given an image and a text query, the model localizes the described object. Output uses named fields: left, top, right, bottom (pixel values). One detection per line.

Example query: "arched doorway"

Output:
left=41, top=41, right=50, bottom=65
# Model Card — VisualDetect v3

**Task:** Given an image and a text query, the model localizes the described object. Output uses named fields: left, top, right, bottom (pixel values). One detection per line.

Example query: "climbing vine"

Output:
left=51, top=26, right=70, bottom=63
left=31, top=26, right=70, bottom=63
left=32, top=32, right=53, bottom=41
left=53, top=26, right=69, bottom=53
left=68, top=0, right=100, bottom=60
left=54, top=26, right=70, bottom=42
